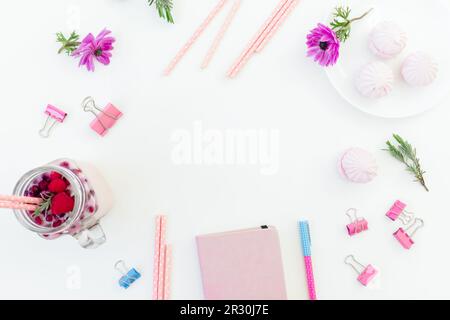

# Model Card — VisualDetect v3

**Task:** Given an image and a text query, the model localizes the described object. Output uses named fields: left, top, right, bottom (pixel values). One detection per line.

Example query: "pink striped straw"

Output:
left=0, top=195, right=42, bottom=205
left=201, top=0, right=241, bottom=69
left=255, top=0, right=299, bottom=52
left=157, top=216, right=167, bottom=300
left=163, top=244, right=172, bottom=300
left=252, top=0, right=293, bottom=53
left=164, top=0, right=229, bottom=76
left=0, top=202, right=38, bottom=211
left=227, top=0, right=290, bottom=78
left=152, top=215, right=163, bottom=300
left=157, top=243, right=166, bottom=299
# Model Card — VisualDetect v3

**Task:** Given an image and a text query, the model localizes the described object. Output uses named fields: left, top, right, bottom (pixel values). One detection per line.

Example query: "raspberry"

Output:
left=48, top=179, right=67, bottom=193
left=51, top=192, right=75, bottom=215
left=50, top=171, right=62, bottom=180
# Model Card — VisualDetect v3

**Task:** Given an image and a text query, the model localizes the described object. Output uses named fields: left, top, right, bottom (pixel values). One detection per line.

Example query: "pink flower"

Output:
left=306, top=24, right=340, bottom=67
left=72, top=28, right=115, bottom=72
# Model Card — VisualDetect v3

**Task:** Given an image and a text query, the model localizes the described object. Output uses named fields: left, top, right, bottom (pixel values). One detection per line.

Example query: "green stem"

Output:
left=349, top=8, right=374, bottom=23
left=57, top=42, right=78, bottom=54
left=420, top=179, right=429, bottom=192
left=411, top=156, right=429, bottom=192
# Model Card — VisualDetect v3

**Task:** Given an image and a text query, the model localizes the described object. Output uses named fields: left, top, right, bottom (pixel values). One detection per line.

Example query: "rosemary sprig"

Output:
left=56, top=31, right=81, bottom=55
left=33, top=192, right=53, bottom=217
left=330, top=6, right=373, bottom=42
left=384, top=134, right=429, bottom=192
left=148, top=0, right=174, bottom=24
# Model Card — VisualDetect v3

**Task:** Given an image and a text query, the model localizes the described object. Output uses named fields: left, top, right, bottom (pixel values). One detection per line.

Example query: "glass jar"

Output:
left=13, top=158, right=112, bottom=249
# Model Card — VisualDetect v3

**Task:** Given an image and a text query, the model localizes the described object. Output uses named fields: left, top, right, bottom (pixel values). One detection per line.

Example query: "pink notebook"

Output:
left=196, top=226, right=287, bottom=300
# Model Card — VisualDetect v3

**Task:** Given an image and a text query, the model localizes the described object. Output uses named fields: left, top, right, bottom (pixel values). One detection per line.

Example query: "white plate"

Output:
left=325, top=0, right=450, bottom=118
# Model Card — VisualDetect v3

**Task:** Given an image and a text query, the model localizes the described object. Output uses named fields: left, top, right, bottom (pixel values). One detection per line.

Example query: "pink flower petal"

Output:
left=96, top=53, right=110, bottom=65
left=72, top=28, right=114, bottom=72
left=305, top=23, right=340, bottom=67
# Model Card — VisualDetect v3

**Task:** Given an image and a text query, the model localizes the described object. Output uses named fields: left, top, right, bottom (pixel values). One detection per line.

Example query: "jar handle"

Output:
left=75, top=223, right=106, bottom=249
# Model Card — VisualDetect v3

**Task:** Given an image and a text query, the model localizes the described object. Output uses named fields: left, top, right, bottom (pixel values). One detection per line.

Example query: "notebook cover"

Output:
left=196, top=226, right=287, bottom=300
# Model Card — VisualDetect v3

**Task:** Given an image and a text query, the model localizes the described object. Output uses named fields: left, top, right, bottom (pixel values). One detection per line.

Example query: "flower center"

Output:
left=319, top=41, right=329, bottom=51
left=94, top=49, right=103, bottom=56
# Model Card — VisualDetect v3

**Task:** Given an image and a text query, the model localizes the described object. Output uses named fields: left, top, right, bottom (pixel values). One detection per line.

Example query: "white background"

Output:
left=0, top=0, right=449, bottom=300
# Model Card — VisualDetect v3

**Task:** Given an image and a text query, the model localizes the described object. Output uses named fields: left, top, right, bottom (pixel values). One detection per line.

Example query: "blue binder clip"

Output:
left=115, top=260, right=141, bottom=289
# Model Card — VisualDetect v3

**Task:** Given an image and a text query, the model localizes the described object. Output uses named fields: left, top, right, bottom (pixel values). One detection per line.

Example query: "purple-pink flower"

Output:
left=72, top=28, right=115, bottom=72
left=306, top=23, right=340, bottom=67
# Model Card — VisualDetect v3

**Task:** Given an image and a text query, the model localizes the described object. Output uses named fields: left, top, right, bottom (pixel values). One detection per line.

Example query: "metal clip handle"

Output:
left=82, top=96, right=120, bottom=132
left=406, top=218, right=424, bottom=238
left=115, top=260, right=129, bottom=276
left=346, top=208, right=360, bottom=223
left=398, top=209, right=414, bottom=225
left=39, top=116, right=57, bottom=138
left=345, top=254, right=366, bottom=275
left=39, top=104, right=67, bottom=138
left=346, top=208, right=364, bottom=233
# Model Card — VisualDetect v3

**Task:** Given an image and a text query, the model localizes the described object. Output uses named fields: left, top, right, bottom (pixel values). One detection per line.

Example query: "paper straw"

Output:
left=201, top=0, right=241, bottom=69
left=163, top=244, right=172, bottom=300
left=255, top=0, right=298, bottom=52
left=164, top=0, right=229, bottom=76
left=252, top=0, right=292, bottom=53
left=152, top=215, right=162, bottom=300
left=0, top=201, right=38, bottom=211
left=157, top=243, right=166, bottom=300
left=157, top=215, right=167, bottom=300
left=227, top=0, right=289, bottom=77
left=0, top=195, right=42, bottom=205
left=227, top=0, right=289, bottom=78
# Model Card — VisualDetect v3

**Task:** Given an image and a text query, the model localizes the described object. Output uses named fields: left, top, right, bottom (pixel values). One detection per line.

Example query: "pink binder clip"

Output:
left=82, top=96, right=122, bottom=137
left=345, top=255, right=378, bottom=286
left=345, top=208, right=368, bottom=236
left=386, top=200, right=414, bottom=224
left=393, top=218, right=424, bottom=250
left=39, top=104, right=67, bottom=138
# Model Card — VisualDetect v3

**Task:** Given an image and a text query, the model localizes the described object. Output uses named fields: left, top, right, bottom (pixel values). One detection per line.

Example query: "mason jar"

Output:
left=13, top=158, right=112, bottom=249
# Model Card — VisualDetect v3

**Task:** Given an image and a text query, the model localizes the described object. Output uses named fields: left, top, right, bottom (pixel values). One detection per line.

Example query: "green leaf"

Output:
left=392, top=134, right=415, bottom=161
left=330, top=6, right=372, bottom=42
left=56, top=31, right=80, bottom=55
left=33, top=192, right=53, bottom=217
left=384, top=134, right=429, bottom=192
left=148, top=0, right=174, bottom=23
left=385, top=141, right=405, bottom=162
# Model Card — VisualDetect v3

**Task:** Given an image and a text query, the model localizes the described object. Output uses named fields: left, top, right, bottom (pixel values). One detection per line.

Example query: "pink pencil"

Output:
left=201, top=0, right=241, bottom=69
left=227, top=0, right=290, bottom=78
left=164, top=0, right=229, bottom=75
left=255, top=0, right=299, bottom=52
